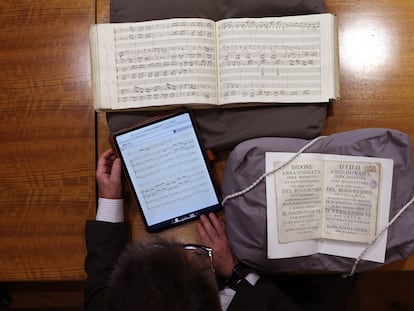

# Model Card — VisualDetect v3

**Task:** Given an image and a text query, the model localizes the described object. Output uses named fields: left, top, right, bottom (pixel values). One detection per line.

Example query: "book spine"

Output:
left=214, top=22, right=221, bottom=105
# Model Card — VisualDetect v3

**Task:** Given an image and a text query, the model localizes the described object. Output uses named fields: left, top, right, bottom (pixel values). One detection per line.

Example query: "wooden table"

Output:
left=0, top=0, right=413, bottom=283
left=0, top=1, right=96, bottom=281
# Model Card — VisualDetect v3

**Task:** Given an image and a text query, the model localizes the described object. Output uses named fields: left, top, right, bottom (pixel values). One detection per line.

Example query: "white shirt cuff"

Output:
left=245, top=272, right=261, bottom=286
left=96, top=198, right=124, bottom=223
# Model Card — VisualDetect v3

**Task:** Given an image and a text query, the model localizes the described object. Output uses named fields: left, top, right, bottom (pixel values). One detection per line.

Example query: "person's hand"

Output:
left=197, top=213, right=238, bottom=278
left=96, top=149, right=122, bottom=199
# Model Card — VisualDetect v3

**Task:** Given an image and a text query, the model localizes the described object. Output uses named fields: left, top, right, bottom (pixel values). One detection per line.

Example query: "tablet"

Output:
left=112, top=110, right=221, bottom=232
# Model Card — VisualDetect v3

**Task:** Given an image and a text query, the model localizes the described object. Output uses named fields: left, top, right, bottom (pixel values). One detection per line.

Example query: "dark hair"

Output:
left=106, top=236, right=221, bottom=311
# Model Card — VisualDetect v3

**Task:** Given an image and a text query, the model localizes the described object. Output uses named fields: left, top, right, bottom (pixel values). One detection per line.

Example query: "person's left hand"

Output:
left=197, top=213, right=238, bottom=278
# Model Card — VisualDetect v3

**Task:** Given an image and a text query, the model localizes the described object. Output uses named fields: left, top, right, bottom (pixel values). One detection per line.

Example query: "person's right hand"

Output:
left=197, top=213, right=238, bottom=278
left=96, top=149, right=122, bottom=199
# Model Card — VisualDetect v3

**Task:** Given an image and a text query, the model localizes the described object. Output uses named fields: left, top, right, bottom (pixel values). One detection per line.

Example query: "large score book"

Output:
left=89, top=13, right=340, bottom=111
left=265, top=153, right=394, bottom=263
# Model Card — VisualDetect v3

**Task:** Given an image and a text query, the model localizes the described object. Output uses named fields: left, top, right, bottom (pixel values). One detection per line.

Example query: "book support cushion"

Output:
left=222, top=128, right=414, bottom=273
left=107, top=0, right=328, bottom=151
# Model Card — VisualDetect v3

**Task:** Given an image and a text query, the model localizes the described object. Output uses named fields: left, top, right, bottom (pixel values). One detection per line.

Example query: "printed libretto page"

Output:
left=89, top=14, right=339, bottom=111
left=274, top=160, right=380, bottom=244
left=265, top=153, right=393, bottom=263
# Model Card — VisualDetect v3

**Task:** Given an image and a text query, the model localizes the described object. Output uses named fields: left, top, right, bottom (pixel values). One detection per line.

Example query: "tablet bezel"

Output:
left=111, top=109, right=222, bottom=232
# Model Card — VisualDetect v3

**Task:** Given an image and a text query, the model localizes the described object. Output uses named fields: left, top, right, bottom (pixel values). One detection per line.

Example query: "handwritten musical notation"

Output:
left=114, top=29, right=214, bottom=43
left=97, top=16, right=333, bottom=108
left=221, top=88, right=321, bottom=99
left=217, top=18, right=323, bottom=103
left=114, top=20, right=214, bottom=34
left=112, top=19, right=217, bottom=106
left=218, top=20, right=320, bottom=32
left=117, top=85, right=212, bottom=103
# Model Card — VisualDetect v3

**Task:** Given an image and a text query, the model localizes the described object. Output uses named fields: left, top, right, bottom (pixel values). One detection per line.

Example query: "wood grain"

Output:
left=95, top=0, right=414, bottom=269
left=325, top=0, right=414, bottom=121
left=0, top=0, right=96, bottom=280
left=0, top=0, right=411, bottom=307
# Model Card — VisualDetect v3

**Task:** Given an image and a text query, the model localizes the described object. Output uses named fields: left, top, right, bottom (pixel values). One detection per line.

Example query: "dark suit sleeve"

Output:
left=84, top=220, right=129, bottom=311
left=228, top=277, right=300, bottom=311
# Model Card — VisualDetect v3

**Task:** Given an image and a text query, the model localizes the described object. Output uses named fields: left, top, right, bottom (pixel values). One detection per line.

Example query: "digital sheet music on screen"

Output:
left=115, top=112, right=219, bottom=227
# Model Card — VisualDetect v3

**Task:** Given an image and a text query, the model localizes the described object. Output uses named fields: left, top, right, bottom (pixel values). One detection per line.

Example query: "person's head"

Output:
left=106, top=235, right=221, bottom=311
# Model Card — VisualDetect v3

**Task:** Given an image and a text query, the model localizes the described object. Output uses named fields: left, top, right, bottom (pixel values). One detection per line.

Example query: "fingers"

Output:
left=207, top=213, right=226, bottom=237
left=97, top=149, right=115, bottom=174
left=198, top=213, right=238, bottom=278
left=110, top=158, right=122, bottom=182
left=198, top=213, right=225, bottom=244
left=100, top=148, right=116, bottom=162
left=96, top=149, right=123, bottom=199
left=197, top=220, right=212, bottom=246
left=199, top=214, right=217, bottom=242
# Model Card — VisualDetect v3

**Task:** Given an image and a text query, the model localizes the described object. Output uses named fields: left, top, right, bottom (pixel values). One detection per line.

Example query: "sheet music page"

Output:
left=94, top=19, right=217, bottom=109
left=216, top=14, right=335, bottom=105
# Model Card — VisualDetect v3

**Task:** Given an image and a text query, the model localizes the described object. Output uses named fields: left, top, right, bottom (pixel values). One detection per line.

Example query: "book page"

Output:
left=266, top=153, right=393, bottom=263
left=274, top=161, right=323, bottom=243
left=321, top=161, right=380, bottom=243
left=92, top=19, right=217, bottom=110
left=216, top=14, right=336, bottom=105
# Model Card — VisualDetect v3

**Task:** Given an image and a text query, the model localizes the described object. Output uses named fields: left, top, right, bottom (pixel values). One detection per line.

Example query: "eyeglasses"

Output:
left=152, top=242, right=214, bottom=272
left=183, top=244, right=214, bottom=272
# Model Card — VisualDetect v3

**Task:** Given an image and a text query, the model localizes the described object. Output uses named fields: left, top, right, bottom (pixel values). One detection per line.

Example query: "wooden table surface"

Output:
left=1, top=0, right=414, bottom=281
left=0, top=1, right=96, bottom=281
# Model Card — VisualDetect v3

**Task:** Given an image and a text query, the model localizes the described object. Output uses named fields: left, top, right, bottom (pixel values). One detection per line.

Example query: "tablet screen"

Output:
left=113, top=111, right=221, bottom=231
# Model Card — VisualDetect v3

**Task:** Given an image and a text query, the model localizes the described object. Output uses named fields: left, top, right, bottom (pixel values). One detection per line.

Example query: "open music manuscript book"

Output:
left=89, top=13, right=339, bottom=111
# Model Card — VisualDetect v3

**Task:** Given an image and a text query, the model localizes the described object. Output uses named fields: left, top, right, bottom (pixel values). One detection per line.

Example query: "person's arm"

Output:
left=197, top=213, right=243, bottom=310
left=197, top=213, right=299, bottom=311
left=84, top=149, right=128, bottom=311
left=84, top=220, right=129, bottom=311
